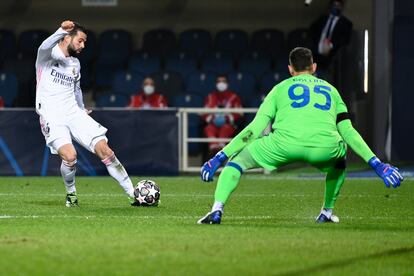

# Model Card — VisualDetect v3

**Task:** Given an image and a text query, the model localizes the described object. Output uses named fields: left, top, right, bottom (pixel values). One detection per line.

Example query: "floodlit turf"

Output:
left=0, top=175, right=413, bottom=275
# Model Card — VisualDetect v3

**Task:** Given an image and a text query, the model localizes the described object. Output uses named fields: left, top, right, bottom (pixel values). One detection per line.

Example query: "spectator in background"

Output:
left=310, top=0, right=352, bottom=73
left=0, top=96, right=4, bottom=108
left=128, top=77, right=168, bottom=108
left=203, top=75, right=243, bottom=157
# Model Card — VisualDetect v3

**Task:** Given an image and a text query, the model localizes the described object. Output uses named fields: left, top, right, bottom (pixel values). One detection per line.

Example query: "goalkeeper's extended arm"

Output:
left=337, top=115, right=403, bottom=187
left=222, top=113, right=271, bottom=157
left=200, top=113, right=271, bottom=182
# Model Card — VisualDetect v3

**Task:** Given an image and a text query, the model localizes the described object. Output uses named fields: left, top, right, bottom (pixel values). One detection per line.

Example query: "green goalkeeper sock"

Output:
left=214, top=165, right=242, bottom=204
left=323, top=168, right=346, bottom=209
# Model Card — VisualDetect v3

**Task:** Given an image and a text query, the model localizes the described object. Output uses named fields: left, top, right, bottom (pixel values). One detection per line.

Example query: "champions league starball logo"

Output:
left=41, top=122, right=50, bottom=137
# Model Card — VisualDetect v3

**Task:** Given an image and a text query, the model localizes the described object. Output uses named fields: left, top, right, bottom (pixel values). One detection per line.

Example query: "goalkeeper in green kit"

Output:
left=198, top=47, right=404, bottom=224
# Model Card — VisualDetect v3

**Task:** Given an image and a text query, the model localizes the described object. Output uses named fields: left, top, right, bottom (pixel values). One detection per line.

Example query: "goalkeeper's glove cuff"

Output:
left=368, top=156, right=381, bottom=170
left=215, top=151, right=228, bottom=163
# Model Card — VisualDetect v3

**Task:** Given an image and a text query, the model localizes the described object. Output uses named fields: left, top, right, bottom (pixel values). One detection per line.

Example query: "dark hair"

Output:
left=68, top=22, right=87, bottom=37
left=289, top=47, right=314, bottom=72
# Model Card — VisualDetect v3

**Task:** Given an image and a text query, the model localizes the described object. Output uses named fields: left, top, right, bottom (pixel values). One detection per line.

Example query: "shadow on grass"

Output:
left=276, top=246, right=414, bottom=276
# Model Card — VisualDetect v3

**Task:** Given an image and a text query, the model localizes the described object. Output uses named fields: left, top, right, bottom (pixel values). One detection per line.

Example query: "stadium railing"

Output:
left=177, top=107, right=260, bottom=172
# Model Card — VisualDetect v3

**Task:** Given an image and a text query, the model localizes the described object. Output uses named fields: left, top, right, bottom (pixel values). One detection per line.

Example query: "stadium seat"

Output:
left=287, top=28, right=314, bottom=52
left=0, top=30, right=17, bottom=64
left=185, top=71, right=217, bottom=97
left=95, top=29, right=132, bottom=88
left=2, top=55, right=36, bottom=107
left=112, top=71, right=145, bottom=96
left=165, top=50, right=198, bottom=78
left=98, top=29, right=132, bottom=66
left=78, top=30, right=97, bottom=64
left=18, top=29, right=50, bottom=58
left=201, top=51, right=234, bottom=75
left=142, top=29, right=177, bottom=57
left=0, top=72, right=18, bottom=107
left=215, top=29, right=248, bottom=57
left=260, top=71, right=289, bottom=94
left=171, top=93, right=204, bottom=107
left=151, top=71, right=184, bottom=98
left=172, top=93, right=204, bottom=154
left=228, top=71, right=257, bottom=105
left=251, top=28, right=285, bottom=57
left=238, top=50, right=272, bottom=79
left=179, top=29, right=213, bottom=58
left=95, top=93, right=129, bottom=107
left=128, top=51, right=161, bottom=76
left=78, top=31, right=97, bottom=89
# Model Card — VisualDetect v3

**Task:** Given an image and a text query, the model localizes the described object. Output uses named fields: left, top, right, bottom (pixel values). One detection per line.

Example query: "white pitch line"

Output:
left=0, top=193, right=404, bottom=198
left=0, top=214, right=412, bottom=221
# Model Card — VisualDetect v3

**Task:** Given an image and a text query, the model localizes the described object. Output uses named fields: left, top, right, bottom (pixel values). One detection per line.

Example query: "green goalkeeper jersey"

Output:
left=258, top=73, right=347, bottom=148
left=222, top=73, right=375, bottom=162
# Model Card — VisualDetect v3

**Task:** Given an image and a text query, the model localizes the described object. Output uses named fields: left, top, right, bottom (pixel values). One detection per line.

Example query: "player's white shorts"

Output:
left=39, top=111, right=108, bottom=154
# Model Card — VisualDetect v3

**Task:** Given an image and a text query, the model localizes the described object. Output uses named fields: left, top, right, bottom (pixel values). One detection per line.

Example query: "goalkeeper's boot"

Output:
left=197, top=210, right=222, bottom=224
left=65, top=192, right=79, bottom=207
left=316, top=209, right=339, bottom=223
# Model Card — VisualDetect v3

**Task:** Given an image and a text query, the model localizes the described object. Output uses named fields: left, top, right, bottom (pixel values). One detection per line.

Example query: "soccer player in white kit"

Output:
left=35, top=20, right=135, bottom=207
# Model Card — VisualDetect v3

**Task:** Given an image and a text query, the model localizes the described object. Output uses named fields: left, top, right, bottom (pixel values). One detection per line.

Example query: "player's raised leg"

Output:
left=94, top=139, right=135, bottom=201
left=198, top=148, right=259, bottom=224
left=58, top=143, right=79, bottom=207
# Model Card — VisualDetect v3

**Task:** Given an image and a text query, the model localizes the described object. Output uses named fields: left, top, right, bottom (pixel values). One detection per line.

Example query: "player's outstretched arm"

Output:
left=36, top=20, right=74, bottom=65
left=337, top=118, right=404, bottom=188
left=200, top=113, right=270, bottom=182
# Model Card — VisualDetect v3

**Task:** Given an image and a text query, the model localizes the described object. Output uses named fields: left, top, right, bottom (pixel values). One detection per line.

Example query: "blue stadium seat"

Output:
left=0, top=72, right=18, bottom=107
left=171, top=93, right=204, bottom=107
left=98, top=29, right=132, bottom=65
left=150, top=71, right=184, bottom=99
left=201, top=51, right=234, bottom=75
left=165, top=50, right=198, bottom=78
left=172, top=93, right=204, bottom=154
left=215, top=29, right=248, bottom=57
left=287, top=28, right=313, bottom=52
left=95, top=93, right=129, bottom=107
left=18, top=29, right=50, bottom=58
left=185, top=71, right=217, bottom=97
left=228, top=71, right=257, bottom=105
left=128, top=51, right=161, bottom=76
left=238, top=51, right=272, bottom=79
left=78, top=30, right=97, bottom=64
left=142, top=29, right=177, bottom=57
left=179, top=29, right=212, bottom=58
left=251, top=28, right=285, bottom=57
left=0, top=30, right=17, bottom=64
left=112, top=71, right=144, bottom=96
left=2, top=55, right=36, bottom=107
left=78, top=31, right=97, bottom=89
left=260, top=71, right=289, bottom=94
left=95, top=29, right=132, bottom=87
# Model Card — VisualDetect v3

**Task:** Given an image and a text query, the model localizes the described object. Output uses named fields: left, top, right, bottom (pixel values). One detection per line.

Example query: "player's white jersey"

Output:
left=35, top=28, right=84, bottom=120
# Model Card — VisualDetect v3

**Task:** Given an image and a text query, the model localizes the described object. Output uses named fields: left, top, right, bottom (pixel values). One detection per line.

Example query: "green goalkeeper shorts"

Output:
left=230, top=135, right=347, bottom=172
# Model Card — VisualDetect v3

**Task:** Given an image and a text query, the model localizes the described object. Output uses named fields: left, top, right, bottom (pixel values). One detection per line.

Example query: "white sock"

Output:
left=61, top=160, right=77, bottom=194
left=211, top=201, right=224, bottom=213
left=102, top=154, right=134, bottom=197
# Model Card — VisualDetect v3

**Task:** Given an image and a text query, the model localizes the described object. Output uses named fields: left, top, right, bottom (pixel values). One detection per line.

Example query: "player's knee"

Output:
left=95, top=140, right=114, bottom=159
left=60, top=150, right=77, bottom=163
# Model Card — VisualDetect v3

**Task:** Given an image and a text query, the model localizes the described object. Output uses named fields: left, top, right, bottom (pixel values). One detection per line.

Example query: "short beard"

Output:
left=67, top=44, right=79, bottom=57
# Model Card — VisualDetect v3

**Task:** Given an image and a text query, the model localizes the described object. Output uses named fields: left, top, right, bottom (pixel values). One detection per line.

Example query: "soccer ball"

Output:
left=133, top=180, right=160, bottom=206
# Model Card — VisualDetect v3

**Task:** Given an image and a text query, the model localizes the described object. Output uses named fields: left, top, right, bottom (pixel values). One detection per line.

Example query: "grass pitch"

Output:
left=0, top=174, right=413, bottom=275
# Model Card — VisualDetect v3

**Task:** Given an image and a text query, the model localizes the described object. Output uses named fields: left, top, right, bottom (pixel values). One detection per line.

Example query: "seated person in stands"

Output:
left=128, top=77, right=168, bottom=108
left=203, top=75, right=243, bottom=157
